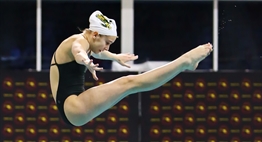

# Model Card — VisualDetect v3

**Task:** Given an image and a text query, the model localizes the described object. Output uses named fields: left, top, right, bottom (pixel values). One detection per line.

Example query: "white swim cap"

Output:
left=89, top=10, right=117, bottom=37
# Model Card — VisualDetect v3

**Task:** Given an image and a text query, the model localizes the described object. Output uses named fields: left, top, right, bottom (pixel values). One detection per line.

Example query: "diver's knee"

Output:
left=119, top=75, right=138, bottom=85
left=117, top=75, right=143, bottom=92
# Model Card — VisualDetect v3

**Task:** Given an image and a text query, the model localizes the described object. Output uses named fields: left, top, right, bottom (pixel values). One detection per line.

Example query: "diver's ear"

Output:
left=92, top=31, right=99, bottom=39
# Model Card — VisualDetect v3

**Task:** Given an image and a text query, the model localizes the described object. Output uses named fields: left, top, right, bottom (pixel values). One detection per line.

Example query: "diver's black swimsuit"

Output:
left=51, top=52, right=88, bottom=126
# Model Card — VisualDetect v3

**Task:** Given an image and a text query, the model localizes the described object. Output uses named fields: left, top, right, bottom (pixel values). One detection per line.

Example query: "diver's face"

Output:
left=90, top=32, right=117, bottom=53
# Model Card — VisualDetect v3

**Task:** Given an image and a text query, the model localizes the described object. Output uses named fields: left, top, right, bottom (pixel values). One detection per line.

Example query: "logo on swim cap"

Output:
left=96, top=14, right=112, bottom=29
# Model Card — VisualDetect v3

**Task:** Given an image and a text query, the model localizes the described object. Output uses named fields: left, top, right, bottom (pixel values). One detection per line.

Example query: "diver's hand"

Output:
left=115, top=53, right=139, bottom=68
left=83, top=59, right=103, bottom=80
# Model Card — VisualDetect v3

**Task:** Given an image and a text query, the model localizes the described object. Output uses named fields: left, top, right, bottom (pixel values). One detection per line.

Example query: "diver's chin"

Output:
left=93, top=50, right=101, bottom=54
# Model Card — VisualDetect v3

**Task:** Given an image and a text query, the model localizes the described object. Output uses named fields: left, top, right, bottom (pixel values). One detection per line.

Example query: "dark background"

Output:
left=0, top=0, right=262, bottom=70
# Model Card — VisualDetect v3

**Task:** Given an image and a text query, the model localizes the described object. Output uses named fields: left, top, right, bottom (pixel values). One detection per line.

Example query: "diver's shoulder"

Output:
left=69, top=33, right=83, bottom=39
left=63, top=34, right=84, bottom=43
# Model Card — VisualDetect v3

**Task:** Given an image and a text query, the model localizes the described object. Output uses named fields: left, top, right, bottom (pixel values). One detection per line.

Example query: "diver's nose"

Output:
left=104, top=46, right=109, bottom=51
